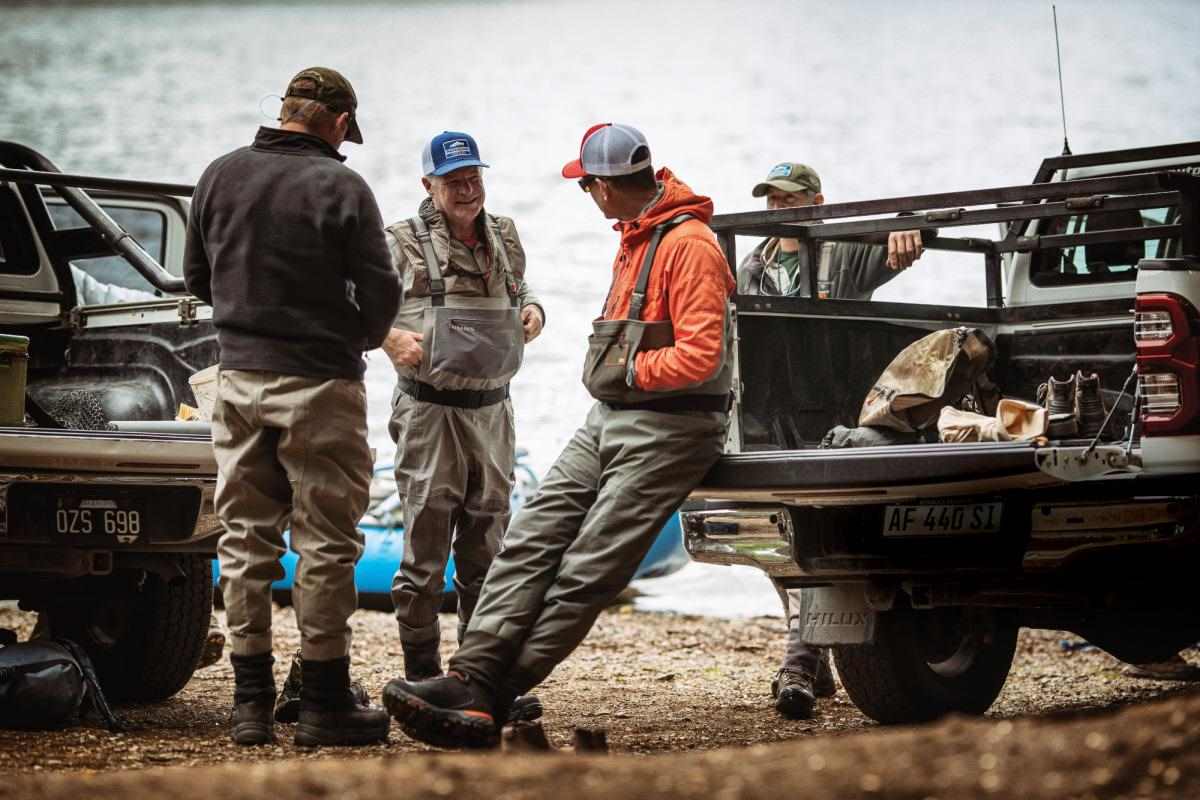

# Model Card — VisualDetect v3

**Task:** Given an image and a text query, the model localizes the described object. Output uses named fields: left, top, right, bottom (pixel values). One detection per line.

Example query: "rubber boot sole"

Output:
left=382, top=682, right=497, bottom=750
left=294, top=719, right=389, bottom=748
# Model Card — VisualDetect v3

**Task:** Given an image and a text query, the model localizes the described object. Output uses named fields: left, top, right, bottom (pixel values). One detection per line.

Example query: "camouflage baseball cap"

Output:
left=284, top=67, right=363, bottom=144
left=751, top=162, right=821, bottom=197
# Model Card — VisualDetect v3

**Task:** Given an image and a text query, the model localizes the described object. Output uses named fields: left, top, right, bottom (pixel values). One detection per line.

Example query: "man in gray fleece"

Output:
left=183, top=66, right=400, bottom=748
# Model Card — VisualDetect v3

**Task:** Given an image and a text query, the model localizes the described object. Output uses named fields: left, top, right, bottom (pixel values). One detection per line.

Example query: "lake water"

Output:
left=2, top=0, right=1198, bottom=616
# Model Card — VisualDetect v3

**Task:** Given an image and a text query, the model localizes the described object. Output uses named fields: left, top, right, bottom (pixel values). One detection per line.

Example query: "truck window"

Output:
left=0, top=186, right=38, bottom=276
left=1030, top=206, right=1174, bottom=287
left=47, top=203, right=166, bottom=296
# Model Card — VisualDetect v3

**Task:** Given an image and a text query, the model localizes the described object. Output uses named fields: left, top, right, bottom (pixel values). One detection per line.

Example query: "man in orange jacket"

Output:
left=382, top=123, right=733, bottom=748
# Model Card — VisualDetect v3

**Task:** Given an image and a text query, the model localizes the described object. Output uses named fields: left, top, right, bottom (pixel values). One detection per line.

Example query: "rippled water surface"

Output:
left=3, top=0, right=1198, bottom=614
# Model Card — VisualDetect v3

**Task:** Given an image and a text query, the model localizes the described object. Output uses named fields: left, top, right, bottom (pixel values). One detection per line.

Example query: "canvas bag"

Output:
left=859, top=327, right=999, bottom=433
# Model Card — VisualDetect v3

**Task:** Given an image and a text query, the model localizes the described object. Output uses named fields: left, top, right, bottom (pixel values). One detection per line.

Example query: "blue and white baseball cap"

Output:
left=561, top=123, right=652, bottom=179
left=422, top=131, right=489, bottom=177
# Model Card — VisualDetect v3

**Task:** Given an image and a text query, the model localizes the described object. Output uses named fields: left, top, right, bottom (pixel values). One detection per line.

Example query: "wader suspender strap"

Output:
left=409, top=216, right=519, bottom=308
left=628, top=214, right=694, bottom=321
left=483, top=217, right=520, bottom=308
left=408, top=217, right=445, bottom=307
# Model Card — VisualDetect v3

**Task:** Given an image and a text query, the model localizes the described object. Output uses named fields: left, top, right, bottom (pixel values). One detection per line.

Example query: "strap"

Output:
left=57, top=638, right=123, bottom=732
left=628, top=214, right=695, bottom=321
left=399, top=378, right=509, bottom=409
left=408, top=217, right=445, bottom=307
left=484, top=217, right=520, bottom=308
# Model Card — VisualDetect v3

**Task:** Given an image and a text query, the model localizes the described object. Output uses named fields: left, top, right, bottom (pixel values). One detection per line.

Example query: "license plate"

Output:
left=53, top=496, right=144, bottom=543
left=882, top=502, right=1003, bottom=537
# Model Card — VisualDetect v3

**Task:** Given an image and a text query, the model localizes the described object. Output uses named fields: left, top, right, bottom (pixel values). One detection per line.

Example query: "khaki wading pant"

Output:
left=449, top=402, right=726, bottom=695
left=214, top=370, right=371, bottom=661
left=388, top=390, right=515, bottom=646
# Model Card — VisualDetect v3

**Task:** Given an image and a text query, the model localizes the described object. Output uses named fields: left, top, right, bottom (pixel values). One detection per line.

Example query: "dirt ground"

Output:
left=2, top=603, right=1198, bottom=798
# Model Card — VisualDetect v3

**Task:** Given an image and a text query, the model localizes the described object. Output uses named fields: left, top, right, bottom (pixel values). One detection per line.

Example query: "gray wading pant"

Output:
left=388, top=390, right=515, bottom=647
left=449, top=402, right=727, bottom=696
left=774, top=583, right=825, bottom=676
left=214, top=370, right=371, bottom=661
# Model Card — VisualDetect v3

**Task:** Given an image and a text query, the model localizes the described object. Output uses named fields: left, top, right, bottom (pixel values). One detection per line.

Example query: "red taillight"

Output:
left=1136, top=292, right=1200, bottom=435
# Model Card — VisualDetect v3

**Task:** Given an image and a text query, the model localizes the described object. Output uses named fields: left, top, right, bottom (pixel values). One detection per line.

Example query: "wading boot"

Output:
left=1075, top=371, right=1108, bottom=439
left=294, top=657, right=389, bottom=747
left=771, top=667, right=821, bottom=720
left=382, top=671, right=499, bottom=749
left=402, top=640, right=444, bottom=682
left=1039, top=374, right=1078, bottom=439
left=230, top=652, right=275, bottom=746
left=273, top=649, right=368, bottom=724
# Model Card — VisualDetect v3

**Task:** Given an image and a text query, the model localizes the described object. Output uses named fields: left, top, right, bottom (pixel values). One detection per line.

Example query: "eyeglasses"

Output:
left=578, top=176, right=597, bottom=193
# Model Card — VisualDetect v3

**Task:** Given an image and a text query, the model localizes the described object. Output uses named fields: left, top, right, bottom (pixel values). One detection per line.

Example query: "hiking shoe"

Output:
left=402, top=640, right=444, bottom=681
left=294, top=657, right=389, bottom=747
left=382, top=671, right=498, bottom=749
left=770, top=669, right=818, bottom=720
left=231, top=698, right=275, bottom=746
left=813, top=650, right=837, bottom=699
left=1075, top=371, right=1108, bottom=439
left=1040, top=375, right=1078, bottom=438
left=1121, top=654, right=1200, bottom=681
left=273, top=650, right=370, bottom=724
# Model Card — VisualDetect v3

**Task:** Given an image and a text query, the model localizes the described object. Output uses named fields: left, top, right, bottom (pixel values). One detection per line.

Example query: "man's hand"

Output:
left=521, top=305, right=544, bottom=343
left=887, top=230, right=925, bottom=270
left=382, top=328, right=424, bottom=368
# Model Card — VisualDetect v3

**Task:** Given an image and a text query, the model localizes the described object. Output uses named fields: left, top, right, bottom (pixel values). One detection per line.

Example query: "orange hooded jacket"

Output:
left=601, top=168, right=735, bottom=392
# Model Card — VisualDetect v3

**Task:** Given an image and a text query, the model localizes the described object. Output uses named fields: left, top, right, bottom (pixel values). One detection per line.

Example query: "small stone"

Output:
left=1162, top=766, right=1181, bottom=786
left=1090, top=767, right=1112, bottom=786
left=1085, top=731, right=1109, bottom=751
left=860, top=774, right=883, bottom=792
left=807, top=754, right=826, bottom=772
left=978, top=753, right=998, bottom=771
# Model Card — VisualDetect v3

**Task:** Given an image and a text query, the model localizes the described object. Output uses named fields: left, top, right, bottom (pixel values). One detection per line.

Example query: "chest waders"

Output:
left=389, top=215, right=526, bottom=658
left=445, top=215, right=731, bottom=701
left=401, top=216, right=525, bottom=407
left=582, top=214, right=734, bottom=412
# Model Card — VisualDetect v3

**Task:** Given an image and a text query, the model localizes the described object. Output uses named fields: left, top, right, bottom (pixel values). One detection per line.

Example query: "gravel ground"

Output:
left=1, top=603, right=1198, bottom=797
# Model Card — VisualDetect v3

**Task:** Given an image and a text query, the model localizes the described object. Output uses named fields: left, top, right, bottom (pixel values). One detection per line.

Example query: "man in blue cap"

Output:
left=380, top=132, right=545, bottom=697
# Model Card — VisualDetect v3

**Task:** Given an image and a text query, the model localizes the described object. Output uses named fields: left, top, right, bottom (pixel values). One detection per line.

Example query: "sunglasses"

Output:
left=578, top=176, right=598, bottom=193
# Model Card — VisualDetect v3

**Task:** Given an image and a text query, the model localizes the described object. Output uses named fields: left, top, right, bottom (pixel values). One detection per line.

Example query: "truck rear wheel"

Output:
left=49, top=557, right=213, bottom=702
left=834, top=606, right=1017, bottom=725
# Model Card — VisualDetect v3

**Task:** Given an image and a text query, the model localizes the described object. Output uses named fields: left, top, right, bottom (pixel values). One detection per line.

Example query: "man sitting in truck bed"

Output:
left=737, top=161, right=927, bottom=720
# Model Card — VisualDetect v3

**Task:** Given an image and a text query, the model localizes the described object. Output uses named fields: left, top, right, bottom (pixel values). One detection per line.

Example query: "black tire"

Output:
left=833, top=606, right=1017, bottom=725
left=50, top=557, right=213, bottom=702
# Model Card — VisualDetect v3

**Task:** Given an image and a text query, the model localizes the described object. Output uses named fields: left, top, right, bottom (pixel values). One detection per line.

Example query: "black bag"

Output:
left=0, top=639, right=121, bottom=730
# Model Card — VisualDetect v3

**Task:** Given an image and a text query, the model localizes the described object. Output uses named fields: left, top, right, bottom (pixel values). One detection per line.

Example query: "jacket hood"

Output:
left=252, top=127, right=346, bottom=162
left=615, top=168, right=714, bottom=244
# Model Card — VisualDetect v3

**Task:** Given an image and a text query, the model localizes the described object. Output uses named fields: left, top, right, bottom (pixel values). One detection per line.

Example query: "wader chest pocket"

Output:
left=423, top=307, right=524, bottom=383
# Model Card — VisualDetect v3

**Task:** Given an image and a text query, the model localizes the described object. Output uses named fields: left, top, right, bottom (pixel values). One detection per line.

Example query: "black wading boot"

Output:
left=230, top=652, right=275, bottom=746
left=295, top=656, right=390, bottom=747
left=1039, top=374, right=1078, bottom=438
left=1075, top=370, right=1108, bottom=439
left=383, top=671, right=499, bottom=749
left=772, top=650, right=837, bottom=721
left=402, top=640, right=444, bottom=681
left=274, top=649, right=369, bottom=724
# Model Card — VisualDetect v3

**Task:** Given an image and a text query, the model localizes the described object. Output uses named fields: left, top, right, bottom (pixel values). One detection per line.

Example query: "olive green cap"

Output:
left=284, top=66, right=363, bottom=144
left=751, top=162, right=821, bottom=197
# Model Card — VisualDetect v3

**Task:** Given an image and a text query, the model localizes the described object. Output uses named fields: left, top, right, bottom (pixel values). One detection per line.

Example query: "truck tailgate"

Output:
left=0, top=426, right=216, bottom=475
left=694, top=441, right=1063, bottom=505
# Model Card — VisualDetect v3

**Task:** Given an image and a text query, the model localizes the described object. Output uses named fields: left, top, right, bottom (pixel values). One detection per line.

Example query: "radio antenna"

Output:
left=1053, top=5, right=1072, bottom=155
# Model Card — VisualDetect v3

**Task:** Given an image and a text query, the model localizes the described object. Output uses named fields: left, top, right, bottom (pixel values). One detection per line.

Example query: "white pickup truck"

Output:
left=683, top=141, right=1200, bottom=724
left=0, top=141, right=218, bottom=701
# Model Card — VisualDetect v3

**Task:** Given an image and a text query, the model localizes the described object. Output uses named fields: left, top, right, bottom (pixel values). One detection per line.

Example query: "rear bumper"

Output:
left=1141, top=435, right=1200, bottom=474
left=680, top=506, right=800, bottom=578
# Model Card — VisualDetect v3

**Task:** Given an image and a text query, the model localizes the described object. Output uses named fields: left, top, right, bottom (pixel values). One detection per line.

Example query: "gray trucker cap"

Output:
left=561, top=123, right=652, bottom=178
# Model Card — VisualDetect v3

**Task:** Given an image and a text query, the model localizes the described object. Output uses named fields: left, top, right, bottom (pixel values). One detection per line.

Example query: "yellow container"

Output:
left=0, top=334, right=30, bottom=426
